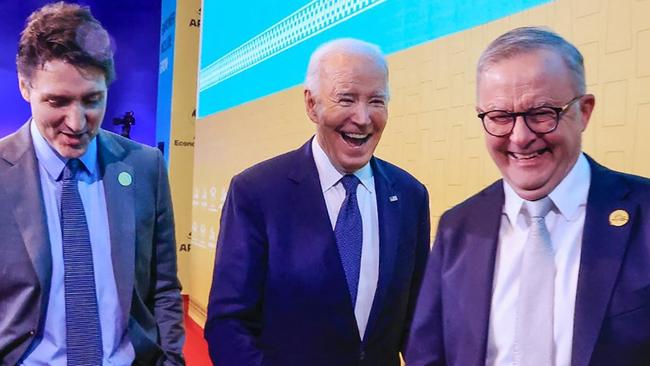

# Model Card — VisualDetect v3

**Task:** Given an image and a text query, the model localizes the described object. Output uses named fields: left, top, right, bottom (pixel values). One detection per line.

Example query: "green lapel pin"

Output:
left=118, top=172, right=132, bottom=187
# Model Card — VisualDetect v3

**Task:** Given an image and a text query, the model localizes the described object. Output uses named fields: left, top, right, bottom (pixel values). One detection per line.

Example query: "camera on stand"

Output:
left=113, top=111, right=136, bottom=139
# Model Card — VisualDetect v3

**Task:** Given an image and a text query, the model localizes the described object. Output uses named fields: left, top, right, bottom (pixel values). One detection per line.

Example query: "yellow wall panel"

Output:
left=166, top=0, right=201, bottom=294
left=189, top=0, right=650, bottom=324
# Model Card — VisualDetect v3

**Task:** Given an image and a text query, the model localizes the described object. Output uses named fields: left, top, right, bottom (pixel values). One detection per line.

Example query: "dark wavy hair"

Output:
left=16, top=1, right=115, bottom=84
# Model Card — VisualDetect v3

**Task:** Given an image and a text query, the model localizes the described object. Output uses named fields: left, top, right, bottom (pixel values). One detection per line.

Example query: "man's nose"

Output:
left=509, top=115, right=536, bottom=145
left=66, top=103, right=87, bottom=132
left=351, top=103, right=371, bottom=125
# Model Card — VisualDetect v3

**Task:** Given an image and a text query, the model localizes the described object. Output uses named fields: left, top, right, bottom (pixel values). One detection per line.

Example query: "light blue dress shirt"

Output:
left=22, top=121, right=135, bottom=365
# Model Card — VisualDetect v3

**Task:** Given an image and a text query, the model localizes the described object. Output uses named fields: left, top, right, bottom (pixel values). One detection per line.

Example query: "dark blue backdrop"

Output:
left=0, top=0, right=161, bottom=146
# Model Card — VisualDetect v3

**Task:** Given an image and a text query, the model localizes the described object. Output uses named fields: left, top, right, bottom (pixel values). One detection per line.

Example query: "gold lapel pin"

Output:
left=118, top=172, right=133, bottom=187
left=608, top=209, right=629, bottom=227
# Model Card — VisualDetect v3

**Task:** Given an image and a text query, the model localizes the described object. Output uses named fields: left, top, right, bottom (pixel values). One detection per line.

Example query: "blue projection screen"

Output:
left=197, top=0, right=550, bottom=118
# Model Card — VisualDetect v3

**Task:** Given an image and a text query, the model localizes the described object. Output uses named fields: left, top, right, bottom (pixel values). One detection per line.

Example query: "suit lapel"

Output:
left=363, top=158, right=399, bottom=341
left=571, top=157, right=634, bottom=366
left=97, top=131, right=136, bottom=322
left=287, top=139, right=360, bottom=341
left=0, top=122, right=52, bottom=308
left=461, top=182, right=502, bottom=364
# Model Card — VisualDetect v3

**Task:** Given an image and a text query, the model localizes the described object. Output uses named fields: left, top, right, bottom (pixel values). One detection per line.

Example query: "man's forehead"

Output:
left=322, top=60, right=386, bottom=83
left=480, top=49, right=566, bottom=74
left=27, top=60, right=106, bottom=84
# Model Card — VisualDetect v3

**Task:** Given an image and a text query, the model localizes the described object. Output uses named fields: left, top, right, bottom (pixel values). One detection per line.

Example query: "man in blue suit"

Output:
left=0, top=3, right=184, bottom=365
left=406, top=27, right=650, bottom=366
left=205, top=38, right=430, bottom=365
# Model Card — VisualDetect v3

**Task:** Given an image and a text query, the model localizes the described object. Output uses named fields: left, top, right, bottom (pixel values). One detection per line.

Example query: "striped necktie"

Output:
left=60, top=158, right=103, bottom=365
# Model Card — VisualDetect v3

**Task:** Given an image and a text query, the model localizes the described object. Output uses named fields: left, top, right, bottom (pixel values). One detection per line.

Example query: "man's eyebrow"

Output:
left=40, top=93, right=69, bottom=100
left=41, top=90, right=105, bottom=99
left=83, top=91, right=105, bottom=98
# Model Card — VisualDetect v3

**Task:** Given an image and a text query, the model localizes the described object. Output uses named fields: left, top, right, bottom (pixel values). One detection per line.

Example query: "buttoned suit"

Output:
left=0, top=122, right=184, bottom=365
left=205, top=139, right=430, bottom=366
left=405, top=156, right=650, bottom=366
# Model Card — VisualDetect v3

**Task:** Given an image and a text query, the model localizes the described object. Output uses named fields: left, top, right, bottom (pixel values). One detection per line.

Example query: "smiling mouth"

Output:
left=509, top=148, right=549, bottom=160
left=340, top=132, right=371, bottom=146
left=60, top=131, right=87, bottom=143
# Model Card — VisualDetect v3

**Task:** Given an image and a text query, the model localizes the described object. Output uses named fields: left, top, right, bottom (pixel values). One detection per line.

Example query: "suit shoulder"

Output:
left=613, top=170, right=650, bottom=189
left=0, top=129, right=20, bottom=148
left=232, top=147, right=302, bottom=186
left=100, top=129, right=161, bottom=159
left=606, top=168, right=650, bottom=200
left=373, top=157, right=426, bottom=193
left=439, top=180, right=503, bottom=222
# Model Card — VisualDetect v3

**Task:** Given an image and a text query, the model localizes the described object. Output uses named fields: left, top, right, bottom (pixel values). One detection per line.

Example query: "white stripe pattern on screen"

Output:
left=198, top=0, right=387, bottom=92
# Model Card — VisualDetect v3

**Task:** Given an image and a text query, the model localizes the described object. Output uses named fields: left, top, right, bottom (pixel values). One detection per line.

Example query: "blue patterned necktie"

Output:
left=334, top=174, right=363, bottom=307
left=60, top=158, right=103, bottom=365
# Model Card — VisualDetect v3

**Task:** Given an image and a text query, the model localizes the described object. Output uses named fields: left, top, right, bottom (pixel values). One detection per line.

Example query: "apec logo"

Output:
left=189, top=8, right=201, bottom=28
left=179, top=232, right=191, bottom=252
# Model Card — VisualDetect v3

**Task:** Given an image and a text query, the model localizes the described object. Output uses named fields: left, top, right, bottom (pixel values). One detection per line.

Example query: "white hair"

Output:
left=304, top=38, right=389, bottom=97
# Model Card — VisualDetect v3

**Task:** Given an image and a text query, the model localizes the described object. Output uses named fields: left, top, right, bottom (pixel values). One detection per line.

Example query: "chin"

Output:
left=340, top=157, right=371, bottom=173
left=510, top=181, right=552, bottom=199
left=58, top=147, right=86, bottom=159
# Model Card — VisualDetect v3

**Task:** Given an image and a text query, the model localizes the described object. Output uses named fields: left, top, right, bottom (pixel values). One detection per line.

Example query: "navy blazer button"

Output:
left=359, top=350, right=365, bottom=360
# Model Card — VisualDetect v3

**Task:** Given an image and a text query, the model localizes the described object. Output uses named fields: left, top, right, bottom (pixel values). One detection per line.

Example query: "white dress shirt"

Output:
left=486, top=153, right=591, bottom=366
left=311, top=137, right=379, bottom=340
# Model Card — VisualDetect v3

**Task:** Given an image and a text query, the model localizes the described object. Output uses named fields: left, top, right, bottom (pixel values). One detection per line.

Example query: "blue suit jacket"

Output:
left=405, top=156, right=650, bottom=366
left=0, top=123, right=185, bottom=365
left=205, top=139, right=430, bottom=366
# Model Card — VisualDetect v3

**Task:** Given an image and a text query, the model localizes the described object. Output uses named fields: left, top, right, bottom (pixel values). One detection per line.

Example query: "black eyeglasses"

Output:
left=477, top=95, right=584, bottom=137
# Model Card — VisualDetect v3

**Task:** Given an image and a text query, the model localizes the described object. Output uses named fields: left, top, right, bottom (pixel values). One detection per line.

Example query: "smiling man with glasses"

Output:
left=406, top=27, right=650, bottom=366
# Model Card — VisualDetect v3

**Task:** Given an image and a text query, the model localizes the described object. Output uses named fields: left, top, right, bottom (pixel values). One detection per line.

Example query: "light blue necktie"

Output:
left=334, top=174, right=363, bottom=307
left=60, top=158, right=103, bottom=365
left=515, top=197, right=555, bottom=366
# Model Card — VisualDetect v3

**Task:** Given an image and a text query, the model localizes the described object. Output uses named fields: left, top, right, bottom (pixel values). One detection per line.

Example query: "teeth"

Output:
left=511, top=150, right=543, bottom=160
left=344, top=133, right=368, bottom=139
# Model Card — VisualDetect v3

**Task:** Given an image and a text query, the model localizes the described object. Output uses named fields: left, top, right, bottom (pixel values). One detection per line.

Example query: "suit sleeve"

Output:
left=401, top=185, right=431, bottom=353
left=153, top=151, right=186, bottom=365
left=204, top=175, right=266, bottom=366
left=404, top=211, right=447, bottom=366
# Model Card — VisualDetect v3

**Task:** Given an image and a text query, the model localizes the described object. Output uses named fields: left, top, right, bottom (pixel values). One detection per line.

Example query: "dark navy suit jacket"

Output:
left=205, top=139, right=430, bottom=366
left=405, top=156, right=650, bottom=366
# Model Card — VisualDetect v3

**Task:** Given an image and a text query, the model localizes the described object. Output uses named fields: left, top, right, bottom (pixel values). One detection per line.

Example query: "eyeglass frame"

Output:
left=477, top=95, right=584, bottom=137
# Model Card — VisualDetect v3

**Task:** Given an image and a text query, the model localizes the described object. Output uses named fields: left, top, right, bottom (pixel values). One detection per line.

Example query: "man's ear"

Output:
left=18, top=75, right=31, bottom=102
left=304, top=89, right=319, bottom=124
left=578, top=93, right=595, bottom=132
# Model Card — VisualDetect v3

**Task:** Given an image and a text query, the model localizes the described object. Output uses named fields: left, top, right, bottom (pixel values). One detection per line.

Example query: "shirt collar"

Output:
left=311, top=137, right=374, bottom=193
left=30, top=119, right=98, bottom=181
left=503, top=153, right=591, bottom=222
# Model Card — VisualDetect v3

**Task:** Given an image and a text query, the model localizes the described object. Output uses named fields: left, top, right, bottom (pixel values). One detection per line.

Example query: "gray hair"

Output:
left=304, top=38, right=389, bottom=97
left=477, top=26, right=585, bottom=93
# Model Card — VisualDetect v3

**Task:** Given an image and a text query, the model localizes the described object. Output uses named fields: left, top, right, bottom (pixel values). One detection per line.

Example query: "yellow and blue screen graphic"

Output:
left=198, top=0, right=550, bottom=118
